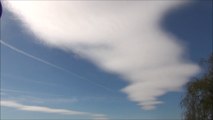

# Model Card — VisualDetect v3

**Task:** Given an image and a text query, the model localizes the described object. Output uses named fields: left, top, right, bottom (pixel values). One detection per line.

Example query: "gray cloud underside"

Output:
left=5, top=1, right=199, bottom=110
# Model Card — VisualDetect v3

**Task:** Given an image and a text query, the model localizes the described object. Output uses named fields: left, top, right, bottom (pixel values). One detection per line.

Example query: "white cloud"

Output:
left=4, top=1, right=200, bottom=110
left=1, top=100, right=86, bottom=115
left=1, top=100, right=108, bottom=119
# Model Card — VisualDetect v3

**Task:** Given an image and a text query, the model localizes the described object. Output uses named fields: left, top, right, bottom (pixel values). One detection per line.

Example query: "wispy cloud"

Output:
left=1, top=73, right=58, bottom=87
left=92, top=114, right=110, bottom=120
left=0, top=40, right=114, bottom=93
left=0, top=92, right=7, bottom=96
left=1, top=88, right=36, bottom=95
left=5, top=1, right=200, bottom=110
left=1, top=100, right=108, bottom=119
left=1, top=100, right=86, bottom=115
left=2, top=96, right=78, bottom=104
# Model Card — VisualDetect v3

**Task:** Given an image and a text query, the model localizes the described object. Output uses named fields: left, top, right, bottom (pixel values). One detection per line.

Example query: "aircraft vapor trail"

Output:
left=0, top=40, right=115, bottom=93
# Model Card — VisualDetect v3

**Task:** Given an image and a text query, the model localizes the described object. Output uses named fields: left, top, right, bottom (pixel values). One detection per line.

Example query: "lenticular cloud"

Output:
left=5, top=1, right=200, bottom=110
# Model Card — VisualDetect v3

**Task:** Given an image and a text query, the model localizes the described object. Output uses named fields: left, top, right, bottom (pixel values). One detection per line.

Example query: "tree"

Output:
left=181, top=54, right=213, bottom=120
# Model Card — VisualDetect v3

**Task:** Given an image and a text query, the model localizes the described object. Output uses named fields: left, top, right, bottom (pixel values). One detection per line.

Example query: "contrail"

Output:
left=0, top=40, right=115, bottom=93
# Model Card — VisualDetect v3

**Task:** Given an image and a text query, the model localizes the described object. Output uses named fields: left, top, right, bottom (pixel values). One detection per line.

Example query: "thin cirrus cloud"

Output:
left=1, top=100, right=108, bottom=120
left=1, top=100, right=85, bottom=115
left=2, top=95, right=78, bottom=104
left=0, top=40, right=114, bottom=92
left=4, top=1, right=200, bottom=110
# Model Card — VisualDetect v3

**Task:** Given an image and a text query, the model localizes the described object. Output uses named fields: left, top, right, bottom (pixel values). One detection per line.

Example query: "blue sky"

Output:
left=1, top=1, right=212, bottom=120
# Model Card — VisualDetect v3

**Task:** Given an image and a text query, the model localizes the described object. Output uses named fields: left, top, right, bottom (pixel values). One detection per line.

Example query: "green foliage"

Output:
left=181, top=54, right=213, bottom=120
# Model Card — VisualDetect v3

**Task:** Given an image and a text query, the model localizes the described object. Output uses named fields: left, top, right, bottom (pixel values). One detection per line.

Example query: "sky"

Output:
left=0, top=1, right=212, bottom=120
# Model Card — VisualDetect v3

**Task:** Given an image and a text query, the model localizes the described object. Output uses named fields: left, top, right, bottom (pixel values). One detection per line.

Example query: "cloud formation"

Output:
left=5, top=1, right=200, bottom=110
left=1, top=100, right=108, bottom=119
left=1, top=100, right=86, bottom=115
